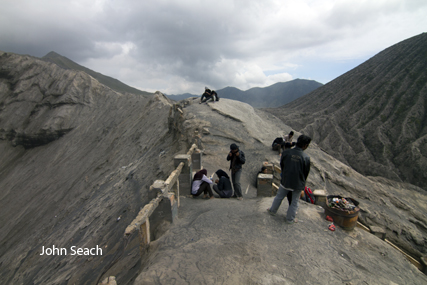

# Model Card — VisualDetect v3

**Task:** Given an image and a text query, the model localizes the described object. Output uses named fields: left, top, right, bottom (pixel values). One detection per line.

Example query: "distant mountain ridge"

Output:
left=42, top=51, right=151, bottom=95
left=167, top=79, right=323, bottom=108
left=1, top=48, right=427, bottom=284
left=266, top=33, right=427, bottom=190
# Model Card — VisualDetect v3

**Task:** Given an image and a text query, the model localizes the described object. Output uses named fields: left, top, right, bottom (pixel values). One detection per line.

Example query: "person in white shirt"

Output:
left=283, top=131, right=295, bottom=145
left=191, top=169, right=214, bottom=199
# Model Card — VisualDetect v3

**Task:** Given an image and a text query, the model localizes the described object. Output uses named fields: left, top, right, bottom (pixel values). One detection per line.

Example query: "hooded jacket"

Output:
left=227, top=148, right=246, bottom=173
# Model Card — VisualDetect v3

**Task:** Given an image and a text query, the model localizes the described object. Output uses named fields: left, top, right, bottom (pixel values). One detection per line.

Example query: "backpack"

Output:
left=303, top=187, right=315, bottom=204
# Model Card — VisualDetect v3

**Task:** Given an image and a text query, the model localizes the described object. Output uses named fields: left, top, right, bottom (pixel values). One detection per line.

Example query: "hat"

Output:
left=230, top=143, right=239, bottom=150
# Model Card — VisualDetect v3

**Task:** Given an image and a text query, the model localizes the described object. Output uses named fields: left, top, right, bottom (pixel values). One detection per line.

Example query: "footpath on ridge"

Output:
left=132, top=98, right=427, bottom=284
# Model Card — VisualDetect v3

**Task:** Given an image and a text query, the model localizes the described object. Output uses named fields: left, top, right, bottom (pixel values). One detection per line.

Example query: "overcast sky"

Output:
left=1, top=0, right=426, bottom=95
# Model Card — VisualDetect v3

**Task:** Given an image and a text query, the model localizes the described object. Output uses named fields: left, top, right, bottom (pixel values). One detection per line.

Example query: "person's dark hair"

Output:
left=230, top=143, right=239, bottom=150
left=296, top=135, right=311, bottom=148
left=289, top=131, right=294, bottom=136
left=194, top=169, right=208, bottom=180
left=259, top=166, right=267, bottom=174
left=215, top=169, right=229, bottom=179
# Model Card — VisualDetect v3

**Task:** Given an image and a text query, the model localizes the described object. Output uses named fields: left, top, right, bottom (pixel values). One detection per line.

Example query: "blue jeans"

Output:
left=231, top=169, right=242, bottom=197
left=270, top=185, right=301, bottom=222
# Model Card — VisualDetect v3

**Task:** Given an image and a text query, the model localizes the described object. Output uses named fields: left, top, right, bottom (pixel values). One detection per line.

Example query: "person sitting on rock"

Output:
left=211, top=90, right=219, bottom=101
left=191, top=169, right=214, bottom=199
left=200, top=87, right=214, bottom=103
left=284, top=131, right=296, bottom=147
left=213, top=169, right=233, bottom=198
left=272, top=137, right=285, bottom=154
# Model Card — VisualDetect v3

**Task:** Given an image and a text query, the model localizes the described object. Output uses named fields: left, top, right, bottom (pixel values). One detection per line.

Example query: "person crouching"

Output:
left=192, top=169, right=214, bottom=199
left=213, top=169, right=233, bottom=198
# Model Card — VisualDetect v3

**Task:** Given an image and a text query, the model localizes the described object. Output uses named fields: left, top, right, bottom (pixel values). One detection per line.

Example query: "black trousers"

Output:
left=193, top=181, right=213, bottom=197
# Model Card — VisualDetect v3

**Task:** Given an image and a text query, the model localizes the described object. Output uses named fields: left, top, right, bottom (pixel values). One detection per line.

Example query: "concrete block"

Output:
left=149, top=180, right=165, bottom=200
left=174, top=154, right=193, bottom=195
left=369, top=226, right=386, bottom=240
left=174, top=154, right=191, bottom=171
left=313, top=189, right=327, bottom=206
left=150, top=196, right=173, bottom=240
left=257, top=173, right=274, bottom=197
left=191, top=151, right=202, bottom=171
left=263, top=162, right=274, bottom=174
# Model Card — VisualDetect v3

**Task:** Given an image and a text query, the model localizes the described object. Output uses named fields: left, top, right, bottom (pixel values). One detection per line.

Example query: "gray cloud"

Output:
left=1, top=0, right=426, bottom=94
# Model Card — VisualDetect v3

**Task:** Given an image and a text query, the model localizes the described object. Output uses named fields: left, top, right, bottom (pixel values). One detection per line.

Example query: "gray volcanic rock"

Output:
left=134, top=98, right=427, bottom=284
left=264, top=33, right=427, bottom=190
left=0, top=51, right=187, bottom=284
left=42, top=51, right=151, bottom=96
left=1, top=51, right=427, bottom=285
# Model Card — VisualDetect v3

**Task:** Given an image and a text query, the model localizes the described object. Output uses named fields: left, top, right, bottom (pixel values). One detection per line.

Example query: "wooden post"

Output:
left=138, top=219, right=150, bottom=255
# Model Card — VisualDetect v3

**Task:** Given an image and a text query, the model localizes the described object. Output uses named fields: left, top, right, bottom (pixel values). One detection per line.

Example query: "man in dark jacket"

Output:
left=200, top=87, right=214, bottom=103
left=267, top=135, right=311, bottom=223
left=227, top=143, right=245, bottom=200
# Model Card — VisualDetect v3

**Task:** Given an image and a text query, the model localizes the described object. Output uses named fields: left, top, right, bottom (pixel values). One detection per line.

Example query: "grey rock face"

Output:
left=265, top=33, right=427, bottom=190
left=1, top=51, right=426, bottom=285
left=135, top=98, right=427, bottom=284
left=0, top=51, right=188, bottom=284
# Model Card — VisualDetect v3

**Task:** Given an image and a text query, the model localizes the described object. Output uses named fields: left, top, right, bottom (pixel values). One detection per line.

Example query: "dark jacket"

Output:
left=280, top=147, right=310, bottom=190
left=217, top=176, right=233, bottom=198
left=227, top=150, right=246, bottom=173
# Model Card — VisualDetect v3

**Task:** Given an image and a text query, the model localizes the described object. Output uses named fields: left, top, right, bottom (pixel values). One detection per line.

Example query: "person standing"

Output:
left=267, top=135, right=311, bottom=223
left=227, top=143, right=246, bottom=200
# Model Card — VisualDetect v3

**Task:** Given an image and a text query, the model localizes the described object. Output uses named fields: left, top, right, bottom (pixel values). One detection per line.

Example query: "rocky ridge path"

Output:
left=133, top=98, right=427, bottom=284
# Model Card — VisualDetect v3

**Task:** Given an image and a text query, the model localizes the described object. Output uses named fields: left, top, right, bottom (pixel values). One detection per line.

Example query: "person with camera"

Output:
left=227, top=143, right=246, bottom=200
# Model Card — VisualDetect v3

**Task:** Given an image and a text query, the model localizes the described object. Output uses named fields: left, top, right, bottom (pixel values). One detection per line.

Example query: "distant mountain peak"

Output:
left=267, top=32, right=427, bottom=190
left=41, top=51, right=152, bottom=95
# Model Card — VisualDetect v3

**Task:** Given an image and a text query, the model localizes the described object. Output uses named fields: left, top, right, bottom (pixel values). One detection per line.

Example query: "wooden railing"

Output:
left=123, top=144, right=201, bottom=254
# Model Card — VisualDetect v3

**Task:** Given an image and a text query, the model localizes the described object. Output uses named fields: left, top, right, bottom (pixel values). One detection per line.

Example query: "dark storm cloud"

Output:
left=1, top=0, right=426, bottom=94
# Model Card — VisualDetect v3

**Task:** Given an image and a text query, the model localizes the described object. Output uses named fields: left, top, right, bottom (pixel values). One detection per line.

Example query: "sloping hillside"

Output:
left=0, top=51, right=186, bottom=284
left=42, top=51, right=151, bottom=96
left=265, top=33, right=427, bottom=190
left=1, top=51, right=426, bottom=284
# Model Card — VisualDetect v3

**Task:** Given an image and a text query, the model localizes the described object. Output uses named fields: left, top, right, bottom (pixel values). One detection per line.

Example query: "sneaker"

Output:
left=285, top=218, right=298, bottom=224
left=237, top=197, right=243, bottom=201
left=267, top=208, right=276, bottom=216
